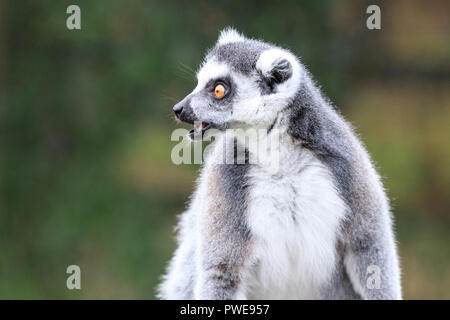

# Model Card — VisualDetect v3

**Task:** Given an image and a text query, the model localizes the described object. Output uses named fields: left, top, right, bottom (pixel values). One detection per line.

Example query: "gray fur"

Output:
left=287, top=72, right=401, bottom=299
left=197, top=161, right=251, bottom=299
left=321, top=260, right=362, bottom=299
left=207, top=40, right=270, bottom=75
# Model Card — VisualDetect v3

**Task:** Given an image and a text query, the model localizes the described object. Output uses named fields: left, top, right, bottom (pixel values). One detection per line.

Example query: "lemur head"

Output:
left=173, top=28, right=303, bottom=138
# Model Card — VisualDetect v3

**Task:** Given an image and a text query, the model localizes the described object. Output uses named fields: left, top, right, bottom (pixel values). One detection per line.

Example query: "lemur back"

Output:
left=158, top=28, right=401, bottom=300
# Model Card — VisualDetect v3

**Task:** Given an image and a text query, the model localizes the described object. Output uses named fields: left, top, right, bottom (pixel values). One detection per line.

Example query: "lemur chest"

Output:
left=244, top=151, right=348, bottom=299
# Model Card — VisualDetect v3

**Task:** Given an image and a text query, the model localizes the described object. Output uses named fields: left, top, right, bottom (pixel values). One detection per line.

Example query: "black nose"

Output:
left=173, top=102, right=184, bottom=118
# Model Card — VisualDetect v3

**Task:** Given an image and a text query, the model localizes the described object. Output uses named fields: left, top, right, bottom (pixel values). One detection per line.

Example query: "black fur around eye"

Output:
left=203, top=76, right=235, bottom=103
left=213, top=79, right=229, bottom=89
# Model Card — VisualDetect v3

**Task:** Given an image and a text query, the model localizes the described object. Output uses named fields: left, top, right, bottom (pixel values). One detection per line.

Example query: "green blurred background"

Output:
left=0, top=0, right=449, bottom=299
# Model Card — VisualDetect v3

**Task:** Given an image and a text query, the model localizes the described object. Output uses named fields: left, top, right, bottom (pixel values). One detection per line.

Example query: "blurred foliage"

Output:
left=0, top=0, right=448, bottom=299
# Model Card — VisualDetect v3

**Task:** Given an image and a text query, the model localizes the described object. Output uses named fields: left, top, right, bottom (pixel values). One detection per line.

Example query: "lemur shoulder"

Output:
left=158, top=28, right=401, bottom=300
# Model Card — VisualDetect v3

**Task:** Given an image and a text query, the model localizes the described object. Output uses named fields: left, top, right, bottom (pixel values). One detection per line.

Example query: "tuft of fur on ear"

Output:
left=217, top=27, right=246, bottom=45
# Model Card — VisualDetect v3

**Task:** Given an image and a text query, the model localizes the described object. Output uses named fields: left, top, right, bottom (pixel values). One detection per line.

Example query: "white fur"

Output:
left=240, top=131, right=348, bottom=299
left=217, top=28, right=245, bottom=45
left=344, top=252, right=366, bottom=297
left=227, top=72, right=267, bottom=125
left=195, top=59, right=229, bottom=93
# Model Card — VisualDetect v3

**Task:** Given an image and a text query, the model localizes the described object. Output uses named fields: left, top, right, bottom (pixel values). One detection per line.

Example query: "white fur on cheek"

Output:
left=227, top=72, right=265, bottom=126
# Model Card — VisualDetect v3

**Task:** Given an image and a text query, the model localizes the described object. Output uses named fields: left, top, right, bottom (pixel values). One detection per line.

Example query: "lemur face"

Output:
left=173, top=28, right=302, bottom=139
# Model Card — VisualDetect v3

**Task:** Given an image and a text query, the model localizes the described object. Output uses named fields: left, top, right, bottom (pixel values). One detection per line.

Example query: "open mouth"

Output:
left=188, top=122, right=211, bottom=140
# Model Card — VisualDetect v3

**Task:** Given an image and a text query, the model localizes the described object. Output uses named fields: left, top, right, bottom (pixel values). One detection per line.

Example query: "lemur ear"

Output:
left=267, top=58, right=292, bottom=84
left=257, top=50, right=293, bottom=91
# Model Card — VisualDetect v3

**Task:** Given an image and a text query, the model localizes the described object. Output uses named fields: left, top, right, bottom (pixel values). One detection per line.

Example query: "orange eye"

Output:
left=214, top=84, right=225, bottom=98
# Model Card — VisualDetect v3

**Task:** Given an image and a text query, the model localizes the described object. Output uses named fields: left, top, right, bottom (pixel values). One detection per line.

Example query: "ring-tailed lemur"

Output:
left=159, top=28, right=401, bottom=300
